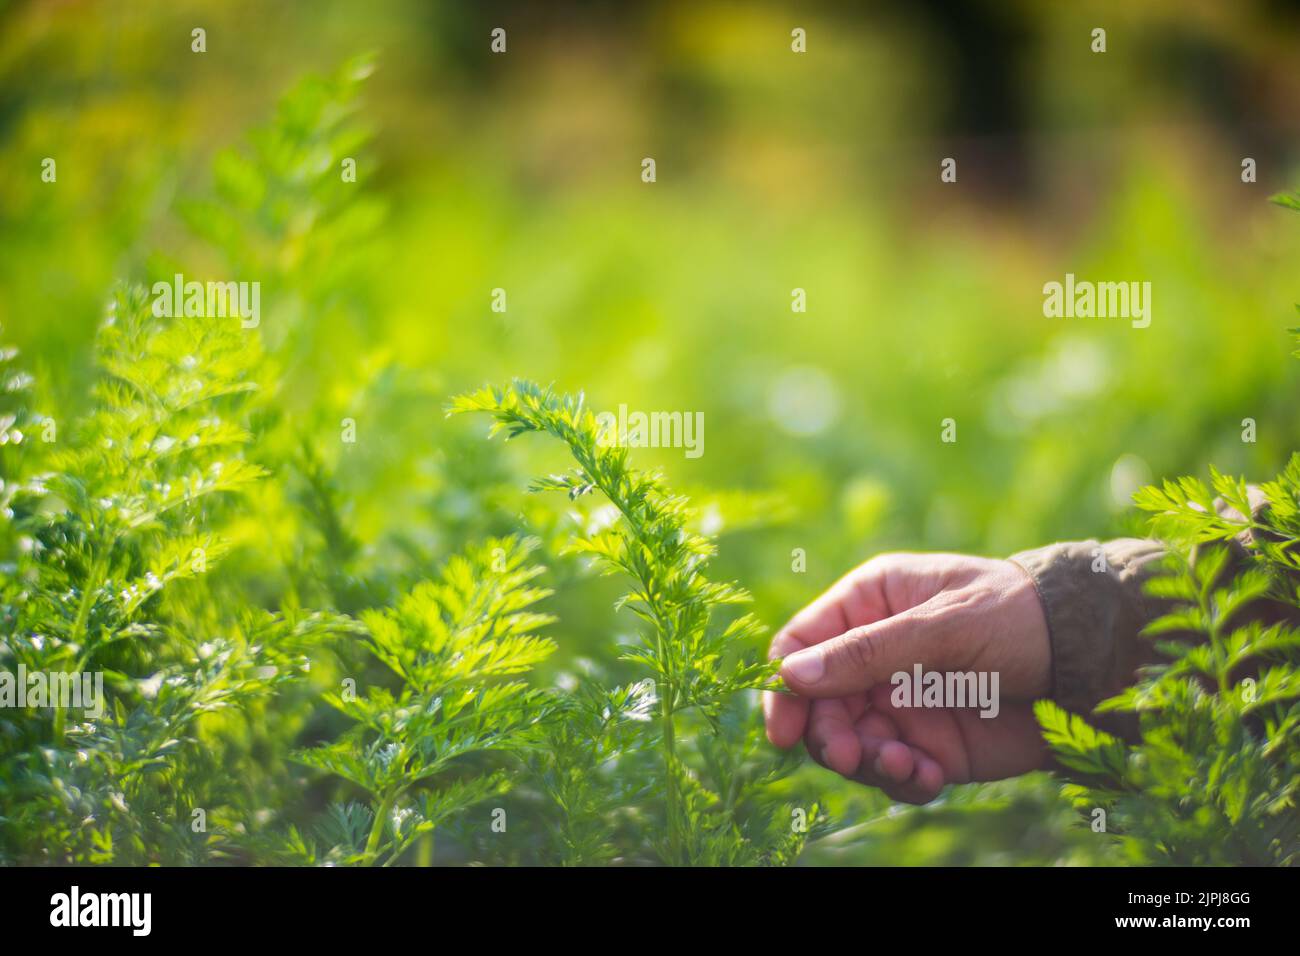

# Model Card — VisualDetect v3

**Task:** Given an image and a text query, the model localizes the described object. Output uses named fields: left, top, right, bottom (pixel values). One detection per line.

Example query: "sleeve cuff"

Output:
left=1008, top=538, right=1166, bottom=719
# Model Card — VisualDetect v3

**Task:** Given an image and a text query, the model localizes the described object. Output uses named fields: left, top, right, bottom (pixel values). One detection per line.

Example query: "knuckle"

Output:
left=835, top=627, right=877, bottom=674
left=858, top=552, right=890, bottom=574
left=857, top=551, right=902, bottom=579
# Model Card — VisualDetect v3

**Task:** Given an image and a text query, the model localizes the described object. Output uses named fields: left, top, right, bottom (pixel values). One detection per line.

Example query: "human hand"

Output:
left=765, top=553, right=1053, bottom=804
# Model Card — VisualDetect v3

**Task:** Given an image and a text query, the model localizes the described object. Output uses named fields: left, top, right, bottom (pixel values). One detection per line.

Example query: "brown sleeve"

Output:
left=1009, top=489, right=1270, bottom=737
left=1009, top=538, right=1167, bottom=732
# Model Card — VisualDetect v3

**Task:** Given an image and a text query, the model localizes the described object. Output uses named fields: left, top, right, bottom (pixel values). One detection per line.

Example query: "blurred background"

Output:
left=2, top=0, right=1299, bottom=864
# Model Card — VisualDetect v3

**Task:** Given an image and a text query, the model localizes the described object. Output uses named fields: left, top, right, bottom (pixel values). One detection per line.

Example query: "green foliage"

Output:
left=176, top=52, right=381, bottom=304
left=291, top=536, right=557, bottom=865
left=450, top=380, right=818, bottom=865
left=1038, top=194, right=1300, bottom=865
left=0, top=287, right=348, bottom=864
left=1, top=184, right=818, bottom=868
left=1, top=56, right=821, bottom=868
left=1270, top=189, right=1300, bottom=357
left=7, top=31, right=1295, bottom=866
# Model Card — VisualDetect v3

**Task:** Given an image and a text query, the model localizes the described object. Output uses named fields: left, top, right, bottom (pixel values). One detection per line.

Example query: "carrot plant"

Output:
left=451, top=381, right=818, bottom=865
left=1036, top=191, right=1300, bottom=865
left=0, top=287, right=349, bottom=864
left=0, top=54, right=813, bottom=868
left=290, top=536, right=558, bottom=865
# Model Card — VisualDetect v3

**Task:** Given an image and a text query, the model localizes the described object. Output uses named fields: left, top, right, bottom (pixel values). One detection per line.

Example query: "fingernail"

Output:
left=783, top=651, right=824, bottom=685
left=872, top=755, right=887, bottom=778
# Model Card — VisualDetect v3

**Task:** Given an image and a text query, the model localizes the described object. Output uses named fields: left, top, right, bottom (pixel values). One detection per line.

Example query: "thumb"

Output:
left=779, top=603, right=953, bottom=698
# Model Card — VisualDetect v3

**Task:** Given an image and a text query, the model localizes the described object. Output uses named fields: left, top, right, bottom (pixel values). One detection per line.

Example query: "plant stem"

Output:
left=57, top=553, right=108, bottom=745
left=660, top=675, right=681, bottom=865
left=571, top=441, right=687, bottom=864
left=51, top=698, right=66, bottom=744
left=414, top=832, right=434, bottom=867
left=363, top=793, right=394, bottom=865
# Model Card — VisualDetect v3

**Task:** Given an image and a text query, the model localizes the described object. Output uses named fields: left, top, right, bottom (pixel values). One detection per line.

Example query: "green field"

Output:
left=2, top=0, right=1298, bottom=866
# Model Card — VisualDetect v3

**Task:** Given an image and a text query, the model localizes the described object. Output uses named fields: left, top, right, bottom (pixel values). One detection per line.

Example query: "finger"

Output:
left=815, top=713, right=917, bottom=796
left=864, top=683, right=974, bottom=783
left=805, top=705, right=914, bottom=791
left=764, top=688, right=809, bottom=749
left=775, top=565, right=888, bottom=652
left=869, top=685, right=1050, bottom=783
left=857, top=706, right=947, bottom=805
left=852, top=710, right=914, bottom=784
left=780, top=598, right=954, bottom=699
left=765, top=564, right=890, bottom=748
left=870, top=740, right=916, bottom=784
left=881, top=748, right=946, bottom=805
left=804, top=699, right=863, bottom=776
left=764, top=626, right=813, bottom=746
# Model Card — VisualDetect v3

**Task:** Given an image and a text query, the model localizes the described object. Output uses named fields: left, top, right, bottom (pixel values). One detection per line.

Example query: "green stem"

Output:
left=51, top=700, right=66, bottom=744
left=570, top=442, right=687, bottom=863
left=363, top=793, right=394, bottom=866
left=57, top=553, right=108, bottom=745
left=1202, top=585, right=1231, bottom=697
left=660, top=674, right=681, bottom=866
left=536, top=421, right=709, bottom=864
left=414, top=832, right=434, bottom=867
